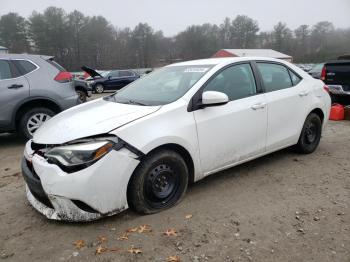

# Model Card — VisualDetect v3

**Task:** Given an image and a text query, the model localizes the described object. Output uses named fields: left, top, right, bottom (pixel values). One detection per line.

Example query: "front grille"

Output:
left=72, top=200, right=98, bottom=213
left=29, top=187, right=54, bottom=209
left=25, top=159, right=40, bottom=180
left=22, top=159, right=53, bottom=209
left=31, top=141, right=47, bottom=151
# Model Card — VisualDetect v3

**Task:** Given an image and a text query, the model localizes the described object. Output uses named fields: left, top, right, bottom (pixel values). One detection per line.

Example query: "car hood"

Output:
left=81, top=65, right=102, bottom=78
left=33, top=98, right=161, bottom=144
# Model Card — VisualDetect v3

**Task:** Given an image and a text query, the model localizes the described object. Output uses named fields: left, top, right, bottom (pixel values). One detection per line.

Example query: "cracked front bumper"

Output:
left=25, top=185, right=105, bottom=221
left=22, top=140, right=140, bottom=222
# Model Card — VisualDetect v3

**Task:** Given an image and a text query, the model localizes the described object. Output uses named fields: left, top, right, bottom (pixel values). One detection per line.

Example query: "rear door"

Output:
left=255, top=62, right=309, bottom=152
left=0, top=59, right=30, bottom=128
left=105, top=70, right=122, bottom=90
left=118, top=70, right=137, bottom=88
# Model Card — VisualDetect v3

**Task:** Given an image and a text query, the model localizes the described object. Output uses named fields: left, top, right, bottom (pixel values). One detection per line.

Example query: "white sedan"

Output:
left=22, top=57, right=331, bottom=221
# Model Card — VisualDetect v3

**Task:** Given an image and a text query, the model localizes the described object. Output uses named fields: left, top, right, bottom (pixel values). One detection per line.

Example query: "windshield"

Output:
left=111, top=65, right=214, bottom=106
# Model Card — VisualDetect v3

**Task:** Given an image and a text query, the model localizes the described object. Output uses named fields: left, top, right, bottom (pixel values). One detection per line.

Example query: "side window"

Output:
left=13, top=60, right=37, bottom=75
left=203, top=63, right=257, bottom=101
left=0, top=60, right=12, bottom=80
left=109, top=71, right=120, bottom=78
left=119, top=70, right=134, bottom=77
left=257, top=63, right=292, bottom=92
left=289, top=70, right=302, bottom=86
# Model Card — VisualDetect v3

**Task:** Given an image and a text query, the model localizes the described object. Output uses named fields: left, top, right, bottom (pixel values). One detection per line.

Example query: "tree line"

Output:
left=0, top=7, right=349, bottom=71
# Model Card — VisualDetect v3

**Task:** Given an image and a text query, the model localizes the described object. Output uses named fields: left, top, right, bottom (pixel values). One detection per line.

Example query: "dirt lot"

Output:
left=0, top=120, right=349, bottom=262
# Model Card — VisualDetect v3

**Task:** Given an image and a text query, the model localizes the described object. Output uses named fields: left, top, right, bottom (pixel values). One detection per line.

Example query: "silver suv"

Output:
left=0, top=54, right=80, bottom=139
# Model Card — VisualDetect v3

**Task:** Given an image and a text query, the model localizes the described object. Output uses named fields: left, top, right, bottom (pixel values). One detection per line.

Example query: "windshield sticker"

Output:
left=184, top=68, right=209, bottom=73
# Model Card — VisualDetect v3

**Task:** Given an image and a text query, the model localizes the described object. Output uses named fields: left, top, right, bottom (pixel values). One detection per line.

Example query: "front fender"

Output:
left=113, top=102, right=204, bottom=181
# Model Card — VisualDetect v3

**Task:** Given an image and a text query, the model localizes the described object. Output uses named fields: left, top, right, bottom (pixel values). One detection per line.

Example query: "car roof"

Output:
left=325, top=60, right=350, bottom=65
left=0, top=53, right=53, bottom=61
left=168, top=56, right=287, bottom=67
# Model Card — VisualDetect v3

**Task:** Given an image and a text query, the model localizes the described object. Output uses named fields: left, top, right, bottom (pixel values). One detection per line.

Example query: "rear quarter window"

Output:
left=289, top=70, right=302, bottom=86
left=12, top=60, right=38, bottom=75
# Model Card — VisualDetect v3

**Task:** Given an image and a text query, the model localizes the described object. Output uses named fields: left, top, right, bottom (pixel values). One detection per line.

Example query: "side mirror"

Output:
left=201, top=91, right=229, bottom=107
left=108, top=76, right=112, bottom=80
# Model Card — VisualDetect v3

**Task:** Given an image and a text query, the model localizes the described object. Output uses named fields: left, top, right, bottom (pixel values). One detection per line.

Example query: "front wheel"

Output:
left=294, top=113, right=322, bottom=154
left=95, top=84, right=104, bottom=94
left=128, top=150, right=188, bottom=214
left=76, top=90, right=87, bottom=103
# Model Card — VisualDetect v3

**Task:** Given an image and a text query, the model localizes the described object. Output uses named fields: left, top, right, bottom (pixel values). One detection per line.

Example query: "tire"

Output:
left=95, top=84, right=104, bottom=94
left=128, top=150, right=189, bottom=214
left=18, top=107, right=55, bottom=140
left=76, top=90, right=87, bottom=103
left=294, top=113, right=322, bottom=154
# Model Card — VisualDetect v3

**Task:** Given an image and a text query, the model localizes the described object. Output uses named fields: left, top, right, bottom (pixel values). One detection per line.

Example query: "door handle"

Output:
left=299, top=91, right=309, bottom=97
left=251, top=103, right=266, bottom=110
left=8, top=84, right=23, bottom=89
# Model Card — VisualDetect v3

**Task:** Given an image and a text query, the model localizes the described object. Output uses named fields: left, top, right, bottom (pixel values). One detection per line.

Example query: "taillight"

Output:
left=321, top=66, right=326, bottom=81
left=54, top=71, right=72, bottom=83
left=324, top=85, right=330, bottom=93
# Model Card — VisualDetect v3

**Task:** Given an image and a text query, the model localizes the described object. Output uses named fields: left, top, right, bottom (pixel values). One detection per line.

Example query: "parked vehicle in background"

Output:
left=73, top=78, right=92, bottom=102
left=0, top=54, right=80, bottom=139
left=321, top=60, right=350, bottom=105
left=22, top=57, right=330, bottom=221
left=82, top=66, right=140, bottom=93
left=296, top=64, right=313, bottom=72
left=308, top=63, right=324, bottom=79
left=338, top=54, right=350, bottom=60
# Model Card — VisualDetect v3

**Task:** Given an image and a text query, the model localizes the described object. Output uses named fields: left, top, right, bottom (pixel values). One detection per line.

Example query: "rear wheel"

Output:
left=18, top=107, right=55, bottom=140
left=95, top=84, right=104, bottom=94
left=128, top=150, right=188, bottom=214
left=294, top=113, right=322, bottom=154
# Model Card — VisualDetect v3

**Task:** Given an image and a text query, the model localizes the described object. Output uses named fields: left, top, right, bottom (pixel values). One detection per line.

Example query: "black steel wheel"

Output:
left=295, top=113, right=322, bottom=154
left=128, top=150, right=188, bottom=214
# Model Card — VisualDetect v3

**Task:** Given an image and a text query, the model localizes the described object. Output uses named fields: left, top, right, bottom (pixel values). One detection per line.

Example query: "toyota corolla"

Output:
left=22, top=57, right=331, bottom=221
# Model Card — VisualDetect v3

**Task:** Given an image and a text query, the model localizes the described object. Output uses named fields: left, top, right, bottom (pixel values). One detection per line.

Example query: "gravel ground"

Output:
left=0, top=120, right=349, bottom=262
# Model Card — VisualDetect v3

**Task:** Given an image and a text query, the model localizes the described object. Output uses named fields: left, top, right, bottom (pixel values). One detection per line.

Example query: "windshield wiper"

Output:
left=127, top=100, right=147, bottom=106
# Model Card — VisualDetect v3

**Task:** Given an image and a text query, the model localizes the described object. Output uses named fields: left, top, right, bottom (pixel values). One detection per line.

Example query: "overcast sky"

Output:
left=1, top=0, right=349, bottom=36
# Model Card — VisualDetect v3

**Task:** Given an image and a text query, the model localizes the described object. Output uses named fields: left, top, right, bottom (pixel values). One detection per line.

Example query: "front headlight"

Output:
left=45, top=140, right=115, bottom=172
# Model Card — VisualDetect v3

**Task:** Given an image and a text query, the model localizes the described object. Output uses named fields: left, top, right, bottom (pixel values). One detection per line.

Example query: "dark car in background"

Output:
left=322, top=60, right=350, bottom=105
left=82, top=66, right=140, bottom=93
left=73, top=78, right=92, bottom=102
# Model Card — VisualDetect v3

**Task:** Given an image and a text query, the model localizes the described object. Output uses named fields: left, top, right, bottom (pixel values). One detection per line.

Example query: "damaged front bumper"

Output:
left=22, top=140, right=140, bottom=222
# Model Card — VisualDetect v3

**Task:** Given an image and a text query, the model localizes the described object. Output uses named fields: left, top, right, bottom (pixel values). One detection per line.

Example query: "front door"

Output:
left=193, top=63, right=267, bottom=175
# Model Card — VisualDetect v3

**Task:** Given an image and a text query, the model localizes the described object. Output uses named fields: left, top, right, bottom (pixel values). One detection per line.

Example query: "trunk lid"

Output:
left=81, top=66, right=103, bottom=78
